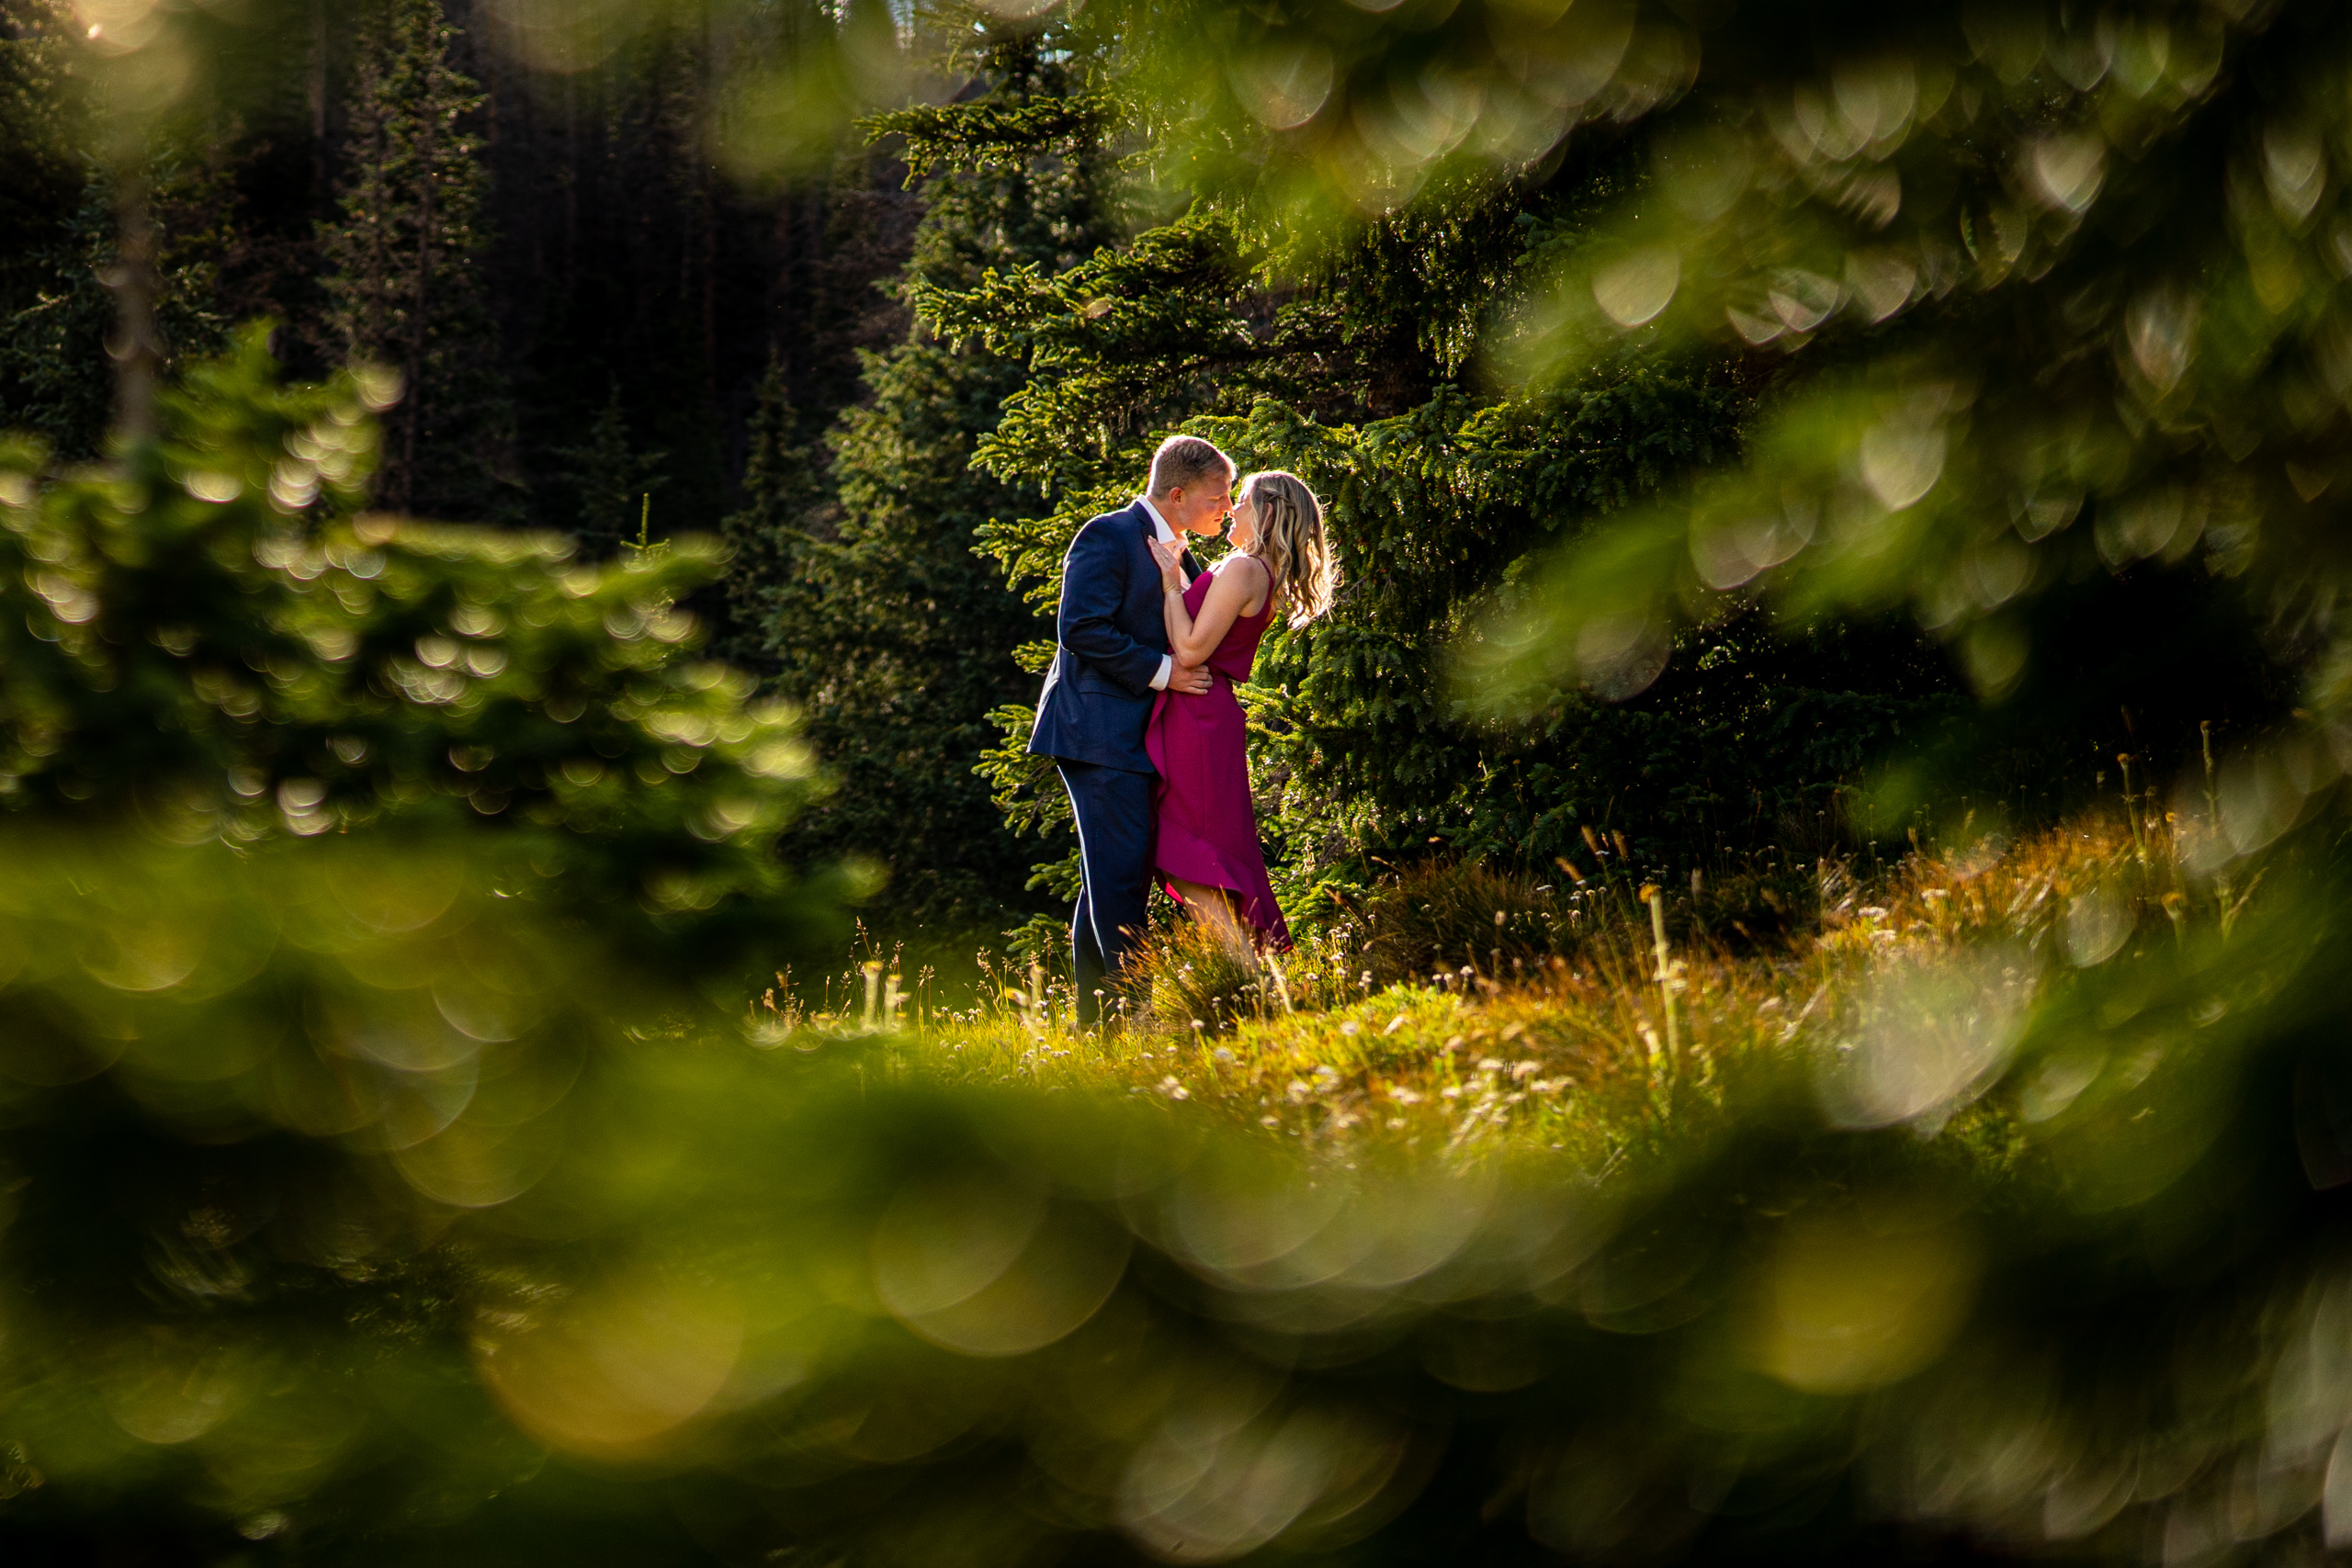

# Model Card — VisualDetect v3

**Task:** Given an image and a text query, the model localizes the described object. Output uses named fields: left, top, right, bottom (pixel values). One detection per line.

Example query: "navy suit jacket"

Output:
left=1028, top=501, right=1194, bottom=773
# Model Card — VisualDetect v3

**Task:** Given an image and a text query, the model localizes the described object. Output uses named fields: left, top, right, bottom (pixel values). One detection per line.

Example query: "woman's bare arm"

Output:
left=1149, top=544, right=1266, bottom=667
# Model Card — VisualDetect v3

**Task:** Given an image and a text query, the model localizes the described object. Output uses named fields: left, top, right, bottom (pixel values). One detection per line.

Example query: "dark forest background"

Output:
left=1, top=0, right=919, bottom=552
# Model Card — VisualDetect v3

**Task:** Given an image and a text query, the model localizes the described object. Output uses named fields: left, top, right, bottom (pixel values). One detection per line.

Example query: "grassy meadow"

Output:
left=772, top=807, right=2238, bottom=1190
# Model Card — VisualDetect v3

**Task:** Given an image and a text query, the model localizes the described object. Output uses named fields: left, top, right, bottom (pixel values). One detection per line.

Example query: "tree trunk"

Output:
left=310, top=0, right=330, bottom=213
left=562, top=70, right=578, bottom=302
left=698, top=0, right=718, bottom=407
left=105, top=169, right=161, bottom=445
left=404, top=73, right=438, bottom=513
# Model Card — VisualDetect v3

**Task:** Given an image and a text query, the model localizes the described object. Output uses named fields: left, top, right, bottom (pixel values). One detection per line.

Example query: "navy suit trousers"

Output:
left=1059, top=761, right=1154, bottom=1026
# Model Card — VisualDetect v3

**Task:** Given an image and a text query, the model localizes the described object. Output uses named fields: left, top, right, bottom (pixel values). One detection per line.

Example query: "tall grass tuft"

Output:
left=1357, top=858, right=1572, bottom=985
left=1131, top=919, right=1267, bottom=1035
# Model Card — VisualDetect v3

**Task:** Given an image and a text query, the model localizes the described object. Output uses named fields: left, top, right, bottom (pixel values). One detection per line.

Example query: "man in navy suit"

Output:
left=1029, top=434, right=1233, bottom=1025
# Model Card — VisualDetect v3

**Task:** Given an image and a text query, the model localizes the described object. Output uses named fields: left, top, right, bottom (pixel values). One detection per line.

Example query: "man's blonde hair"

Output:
left=1147, top=434, right=1233, bottom=498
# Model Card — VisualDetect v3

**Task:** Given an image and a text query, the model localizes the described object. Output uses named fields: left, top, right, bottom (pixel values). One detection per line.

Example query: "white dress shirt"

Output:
left=1136, top=494, right=1180, bottom=692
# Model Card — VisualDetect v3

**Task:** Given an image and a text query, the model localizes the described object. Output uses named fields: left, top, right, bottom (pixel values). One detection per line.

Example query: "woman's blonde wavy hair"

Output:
left=1238, top=469, right=1337, bottom=628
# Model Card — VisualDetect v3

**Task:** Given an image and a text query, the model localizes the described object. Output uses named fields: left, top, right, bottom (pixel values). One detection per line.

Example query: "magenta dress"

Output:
left=1146, top=567, right=1290, bottom=951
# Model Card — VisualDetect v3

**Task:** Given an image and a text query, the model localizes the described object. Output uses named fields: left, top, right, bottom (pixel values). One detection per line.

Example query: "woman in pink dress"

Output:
left=1144, top=470, right=1337, bottom=954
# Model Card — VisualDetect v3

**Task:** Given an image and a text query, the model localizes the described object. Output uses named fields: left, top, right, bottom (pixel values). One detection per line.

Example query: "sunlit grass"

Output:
left=827, top=813, right=2236, bottom=1177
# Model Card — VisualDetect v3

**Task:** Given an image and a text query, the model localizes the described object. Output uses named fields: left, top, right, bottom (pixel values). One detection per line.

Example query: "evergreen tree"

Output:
left=714, top=127, right=922, bottom=676
left=712, top=24, right=891, bottom=796
left=0, top=0, right=73, bottom=268
left=720, top=361, right=828, bottom=671
left=0, top=156, right=233, bottom=457
left=727, top=20, right=1116, bottom=926
left=939, top=163, right=1943, bottom=910
left=0, top=0, right=87, bottom=445
left=500, top=9, right=724, bottom=543
left=554, top=381, right=668, bottom=557
left=1, top=167, right=133, bottom=457
left=318, top=0, right=516, bottom=523
left=2, top=4, right=238, bottom=456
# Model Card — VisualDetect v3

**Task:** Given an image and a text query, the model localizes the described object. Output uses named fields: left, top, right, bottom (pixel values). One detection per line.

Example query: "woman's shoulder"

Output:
left=1215, top=553, right=1270, bottom=583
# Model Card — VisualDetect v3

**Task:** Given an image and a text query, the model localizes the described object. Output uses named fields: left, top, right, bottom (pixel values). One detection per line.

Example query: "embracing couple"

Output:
left=1026, top=434, right=1337, bottom=1027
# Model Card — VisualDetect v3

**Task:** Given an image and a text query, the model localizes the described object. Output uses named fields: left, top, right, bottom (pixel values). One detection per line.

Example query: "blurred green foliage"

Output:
left=0, top=802, right=2346, bottom=1568
left=0, top=327, right=840, bottom=975
left=17, top=2, right=2352, bottom=1565
left=1121, top=0, right=2330, bottom=785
